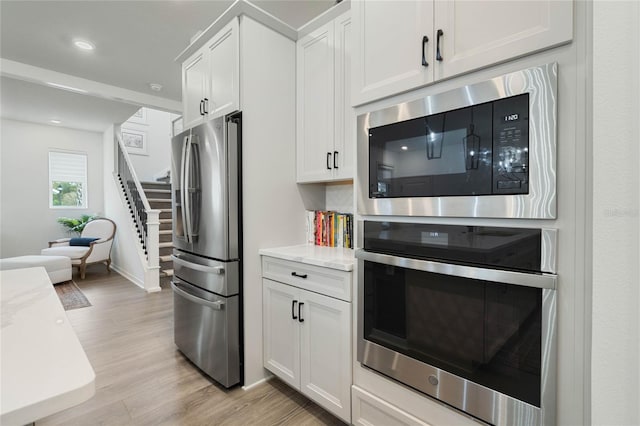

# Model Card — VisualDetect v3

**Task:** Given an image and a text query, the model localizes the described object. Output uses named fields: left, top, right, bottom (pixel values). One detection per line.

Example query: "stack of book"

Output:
left=306, top=210, right=353, bottom=249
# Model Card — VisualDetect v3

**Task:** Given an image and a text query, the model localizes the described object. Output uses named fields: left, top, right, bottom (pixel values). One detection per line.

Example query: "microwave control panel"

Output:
left=492, top=94, right=530, bottom=194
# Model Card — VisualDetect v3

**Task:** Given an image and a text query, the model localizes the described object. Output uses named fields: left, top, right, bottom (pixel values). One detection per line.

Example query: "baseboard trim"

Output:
left=242, top=375, right=273, bottom=392
left=109, top=264, right=144, bottom=290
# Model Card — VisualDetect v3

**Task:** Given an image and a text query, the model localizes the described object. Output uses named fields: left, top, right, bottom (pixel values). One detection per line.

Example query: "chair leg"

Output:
left=106, top=259, right=111, bottom=273
left=80, top=263, right=86, bottom=280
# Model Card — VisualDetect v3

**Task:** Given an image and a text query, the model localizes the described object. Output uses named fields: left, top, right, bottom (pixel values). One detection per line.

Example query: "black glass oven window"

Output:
left=363, top=260, right=542, bottom=407
left=368, top=93, right=529, bottom=198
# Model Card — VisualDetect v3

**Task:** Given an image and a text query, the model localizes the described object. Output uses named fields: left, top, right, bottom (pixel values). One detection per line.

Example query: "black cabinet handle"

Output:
left=298, top=302, right=304, bottom=322
left=421, top=35, right=429, bottom=67
left=291, top=272, right=308, bottom=279
left=436, top=29, right=443, bottom=62
left=333, top=151, right=339, bottom=169
left=199, top=100, right=204, bottom=116
left=292, top=300, right=298, bottom=319
left=203, top=98, right=209, bottom=114
left=327, top=152, right=332, bottom=170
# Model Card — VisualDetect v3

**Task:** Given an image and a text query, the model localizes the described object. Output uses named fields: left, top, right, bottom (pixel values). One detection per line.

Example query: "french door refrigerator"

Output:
left=170, top=112, right=242, bottom=387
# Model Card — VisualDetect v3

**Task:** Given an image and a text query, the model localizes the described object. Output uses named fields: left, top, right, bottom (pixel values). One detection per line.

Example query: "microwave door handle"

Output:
left=179, top=135, right=190, bottom=243
left=184, top=135, right=193, bottom=243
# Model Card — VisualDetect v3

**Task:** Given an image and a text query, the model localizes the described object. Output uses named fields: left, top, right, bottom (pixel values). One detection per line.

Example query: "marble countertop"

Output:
left=1, top=267, right=95, bottom=426
left=259, top=244, right=355, bottom=271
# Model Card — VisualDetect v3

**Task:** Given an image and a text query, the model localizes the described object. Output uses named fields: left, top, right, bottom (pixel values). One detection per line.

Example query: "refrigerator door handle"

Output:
left=180, top=135, right=190, bottom=243
left=171, top=255, right=225, bottom=274
left=184, top=135, right=194, bottom=243
left=171, top=280, right=225, bottom=310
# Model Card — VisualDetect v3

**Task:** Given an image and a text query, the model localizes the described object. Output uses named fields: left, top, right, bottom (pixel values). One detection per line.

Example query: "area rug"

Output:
left=54, top=280, right=92, bottom=311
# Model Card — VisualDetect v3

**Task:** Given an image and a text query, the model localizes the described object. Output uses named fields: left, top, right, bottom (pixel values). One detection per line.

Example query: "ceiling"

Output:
left=0, top=0, right=335, bottom=133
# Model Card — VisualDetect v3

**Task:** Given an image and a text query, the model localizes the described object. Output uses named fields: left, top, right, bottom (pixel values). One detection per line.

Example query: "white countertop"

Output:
left=259, top=244, right=355, bottom=271
left=0, top=267, right=95, bottom=426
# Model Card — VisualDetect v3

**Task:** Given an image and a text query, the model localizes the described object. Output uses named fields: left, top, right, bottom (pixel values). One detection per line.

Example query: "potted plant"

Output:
left=57, top=214, right=97, bottom=236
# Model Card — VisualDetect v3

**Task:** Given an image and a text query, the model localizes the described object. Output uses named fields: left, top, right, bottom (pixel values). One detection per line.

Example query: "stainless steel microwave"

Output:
left=357, top=63, right=558, bottom=219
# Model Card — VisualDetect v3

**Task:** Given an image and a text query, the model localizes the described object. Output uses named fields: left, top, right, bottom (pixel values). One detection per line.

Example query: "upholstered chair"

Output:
left=42, top=218, right=116, bottom=279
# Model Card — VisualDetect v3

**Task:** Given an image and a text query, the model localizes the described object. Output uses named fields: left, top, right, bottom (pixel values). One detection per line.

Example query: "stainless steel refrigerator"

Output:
left=170, top=112, right=242, bottom=388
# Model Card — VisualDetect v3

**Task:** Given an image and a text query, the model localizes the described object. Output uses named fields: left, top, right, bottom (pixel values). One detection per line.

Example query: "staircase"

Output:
left=141, top=182, right=173, bottom=287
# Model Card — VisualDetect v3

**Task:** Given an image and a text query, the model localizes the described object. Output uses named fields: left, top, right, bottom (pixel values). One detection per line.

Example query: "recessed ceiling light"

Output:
left=73, top=39, right=95, bottom=51
left=47, top=82, right=88, bottom=94
left=50, top=119, right=62, bottom=124
left=148, top=83, right=163, bottom=92
left=401, top=146, right=408, bottom=151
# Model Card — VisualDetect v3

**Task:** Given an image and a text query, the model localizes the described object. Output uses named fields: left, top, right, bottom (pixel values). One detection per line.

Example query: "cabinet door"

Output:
left=207, top=17, right=240, bottom=119
left=333, top=12, right=354, bottom=181
left=351, top=0, right=434, bottom=107
left=434, top=0, right=572, bottom=80
left=296, top=21, right=335, bottom=183
left=263, top=279, right=300, bottom=389
left=182, top=49, right=207, bottom=129
left=299, top=289, right=351, bottom=422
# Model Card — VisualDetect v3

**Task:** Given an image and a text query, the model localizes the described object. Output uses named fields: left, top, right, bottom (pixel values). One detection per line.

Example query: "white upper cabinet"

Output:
left=297, top=11, right=354, bottom=183
left=333, top=13, right=354, bottom=181
left=351, top=0, right=434, bottom=107
left=352, top=0, right=573, bottom=106
left=182, top=50, right=208, bottom=129
left=181, top=18, right=240, bottom=129
left=434, top=0, right=573, bottom=80
left=206, top=18, right=240, bottom=119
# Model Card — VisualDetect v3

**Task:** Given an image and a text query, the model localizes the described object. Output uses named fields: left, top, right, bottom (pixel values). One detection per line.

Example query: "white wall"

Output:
left=102, top=125, right=145, bottom=287
left=0, top=119, right=104, bottom=257
left=591, top=1, right=640, bottom=424
left=121, top=108, right=173, bottom=182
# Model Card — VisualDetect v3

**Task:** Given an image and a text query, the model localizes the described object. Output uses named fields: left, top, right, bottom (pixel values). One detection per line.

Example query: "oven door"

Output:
left=356, top=249, right=557, bottom=426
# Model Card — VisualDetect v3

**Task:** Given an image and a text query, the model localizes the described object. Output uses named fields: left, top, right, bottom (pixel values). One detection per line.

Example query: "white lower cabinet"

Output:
left=352, top=386, right=429, bottom=426
left=263, top=276, right=351, bottom=422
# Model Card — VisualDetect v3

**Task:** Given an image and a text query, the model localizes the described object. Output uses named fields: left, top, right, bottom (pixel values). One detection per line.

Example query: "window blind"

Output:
left=49, top=152, right=87, bottom=183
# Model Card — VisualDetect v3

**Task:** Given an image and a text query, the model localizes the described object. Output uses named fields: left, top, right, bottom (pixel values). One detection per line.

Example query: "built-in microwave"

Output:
left=357, top=63, right=558, bottom=219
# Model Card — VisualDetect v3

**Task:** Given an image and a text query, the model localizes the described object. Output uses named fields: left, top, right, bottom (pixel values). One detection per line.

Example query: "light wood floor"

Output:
left=40, top=266, right=345, bottom=426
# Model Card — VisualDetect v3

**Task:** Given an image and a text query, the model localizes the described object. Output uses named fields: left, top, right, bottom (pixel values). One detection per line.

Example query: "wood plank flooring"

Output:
left=39, top=266, right=345, bottom=426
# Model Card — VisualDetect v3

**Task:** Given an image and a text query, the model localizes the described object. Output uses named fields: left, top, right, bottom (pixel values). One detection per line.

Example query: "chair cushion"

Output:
left=69, top=237, right=99, bottom=246
left=0, top=255, right=72, bottom=284
left=41, top=246, right=90, bottom=260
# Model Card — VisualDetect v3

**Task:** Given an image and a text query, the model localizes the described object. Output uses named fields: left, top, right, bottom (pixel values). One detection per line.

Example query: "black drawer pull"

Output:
left=292, top=300, right=298, bottom=319
left=291, top=272, right=308, bottom=279
left=298, top=302, right=304, bottom=323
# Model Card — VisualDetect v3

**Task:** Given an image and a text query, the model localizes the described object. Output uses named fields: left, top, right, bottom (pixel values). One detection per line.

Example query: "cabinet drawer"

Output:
left=262, top=256, right=352, bottom=302
left=352, top=386, right=429, bottom=426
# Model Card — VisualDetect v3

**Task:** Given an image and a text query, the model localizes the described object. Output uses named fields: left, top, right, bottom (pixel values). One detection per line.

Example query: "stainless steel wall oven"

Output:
left=357, top=63, right=558, bottom=219
left=356, top=221, right=557, bottom=425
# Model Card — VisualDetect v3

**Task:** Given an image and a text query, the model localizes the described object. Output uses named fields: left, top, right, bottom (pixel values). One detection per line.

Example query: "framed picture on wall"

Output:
left=127, top=107, right=147, bottom=125
left=121, top=128, right=147, bottom=155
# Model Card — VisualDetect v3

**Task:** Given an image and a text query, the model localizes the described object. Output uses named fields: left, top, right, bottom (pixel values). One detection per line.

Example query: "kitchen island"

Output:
left=0, top=267, right=95, bottom=426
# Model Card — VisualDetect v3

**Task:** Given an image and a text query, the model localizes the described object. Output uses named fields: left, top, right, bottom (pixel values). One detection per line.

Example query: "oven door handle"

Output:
left=355, top=249, right=557, bottom=290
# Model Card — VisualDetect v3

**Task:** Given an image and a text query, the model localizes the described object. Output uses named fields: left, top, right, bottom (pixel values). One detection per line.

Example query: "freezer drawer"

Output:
left=172, top=279, right=240, bottom=388
left=173, top=250, right=239, bottom=296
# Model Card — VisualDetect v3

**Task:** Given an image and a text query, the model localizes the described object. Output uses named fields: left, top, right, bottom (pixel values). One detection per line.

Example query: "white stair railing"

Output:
left=114, top=132, right=161, bottom=292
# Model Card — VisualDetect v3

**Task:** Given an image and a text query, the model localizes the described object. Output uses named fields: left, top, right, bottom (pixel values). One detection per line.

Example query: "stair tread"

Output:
left=158, top=209, right=172, bottom=213
left=159, top=219, right=172, bottom=223
left=160, top=255, right=172, bottom=262
left=159, top=230, right=172, bottom=234
left=144, top=189, right=171, bottom=193
left=159, top=242, right=173, bottom=248
left=161, top=269, right=174, bottom=277
left=148, top=198, right=172, bottom=203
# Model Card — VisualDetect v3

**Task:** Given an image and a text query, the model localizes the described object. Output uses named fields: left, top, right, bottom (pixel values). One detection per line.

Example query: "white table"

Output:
left=1, top=267, right=95, bottom=426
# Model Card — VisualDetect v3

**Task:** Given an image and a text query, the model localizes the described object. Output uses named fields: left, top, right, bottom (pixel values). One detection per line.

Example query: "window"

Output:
left=49, top=151, right=88, bottom=208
